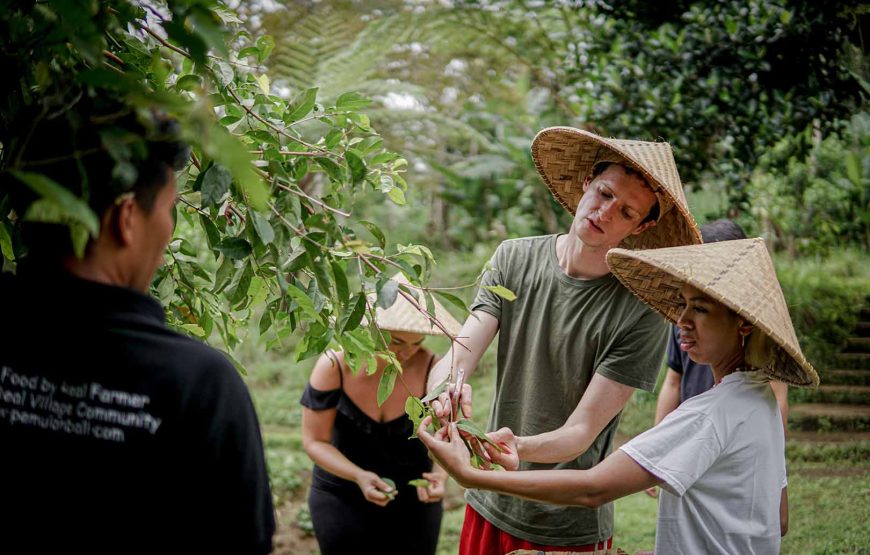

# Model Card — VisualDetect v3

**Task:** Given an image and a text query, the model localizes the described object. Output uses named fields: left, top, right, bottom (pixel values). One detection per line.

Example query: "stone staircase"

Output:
left=787, top=303, right=870, bottom=462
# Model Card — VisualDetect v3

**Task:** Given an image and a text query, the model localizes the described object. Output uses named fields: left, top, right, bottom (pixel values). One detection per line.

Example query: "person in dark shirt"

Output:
left=0, top=97, right=275, bottom=553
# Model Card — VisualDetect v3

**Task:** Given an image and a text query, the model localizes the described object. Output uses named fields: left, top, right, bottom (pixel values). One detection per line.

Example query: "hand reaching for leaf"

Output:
left=414, top=470, right=447, bottom=503
left=430, top=381, right=473, bottom=427
left=417, top=417, right=475, bottom=486
left=355, top=471, right=395, bottom=507
left=484, top=427, right=519, bottom=471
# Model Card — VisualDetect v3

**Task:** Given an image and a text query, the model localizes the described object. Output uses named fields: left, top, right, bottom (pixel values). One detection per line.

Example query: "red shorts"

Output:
left=459, top=504, right=613, bottom=555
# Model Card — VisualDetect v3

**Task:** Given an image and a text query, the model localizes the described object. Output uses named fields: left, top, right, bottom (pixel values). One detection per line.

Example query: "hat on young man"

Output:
left=531, top=127, right=702, bottom=250
left=606, top=238, right=819, bottom=388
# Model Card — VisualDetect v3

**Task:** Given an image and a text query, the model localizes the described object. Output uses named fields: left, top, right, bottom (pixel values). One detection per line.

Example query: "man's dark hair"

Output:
left=591, top=161, right=660, bottom=224
left=9, top=97, right=188, bottom=216
left=700, top=219, right=746, bottom=243
left=4, top=94, right=189, bottom=261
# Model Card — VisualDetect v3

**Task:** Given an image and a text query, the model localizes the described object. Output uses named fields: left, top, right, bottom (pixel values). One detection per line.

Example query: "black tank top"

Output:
left=300, top=353, right=436, bottom=495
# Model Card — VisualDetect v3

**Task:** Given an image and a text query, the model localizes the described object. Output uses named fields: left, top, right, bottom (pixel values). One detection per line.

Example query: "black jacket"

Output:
left=0, top=269, right=275, bottom=554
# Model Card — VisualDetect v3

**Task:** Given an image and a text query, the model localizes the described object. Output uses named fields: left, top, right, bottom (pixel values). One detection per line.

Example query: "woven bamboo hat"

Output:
left=373, top=273, right=463, bottom=336
left=606, top=238, right=819, bottom=388
left=531, top=127, right=701, bottom=250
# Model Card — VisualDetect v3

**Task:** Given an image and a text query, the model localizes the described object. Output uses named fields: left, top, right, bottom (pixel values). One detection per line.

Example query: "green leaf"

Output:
left=287, top=284, right=320, bottom=320
left=359, top=220, right=386, bottom=249
left=294, top=326, right=334, bottom=362
left=249, top=210, right=275, bottom=245
left=341, top=293, right=367, bottom=333
left=288, top=87, right=318, bottom=122
left=214, top=237, right=252, bottom=259
left=432, top=290, right=471, bottom=317
left=176, top=74, right=202, bottom=91
left=380, top=476, right=397, bottom=499
left=200, top=164, right=232, bottom=207
left=378, top=174, right=395, bottom=192
left=200, top=215, right=221, bottom=249
left=177, top=238, right=197, bottom=256
left=370, top=152, right=399, bottom=166
left=408, top=478, right=430, bottom=488
left=405, top=396, right=427, bottom=438
left=256, top=74, right=270, bottom=96
left=227, top=262, right=254, bottom=305
left=456, top=418, right=503, bottom=452
left=377, top=279, right=399, bottom=309
left=420, top=376, right=449, bottom=403
left=377, top=363, right=399, bottom=407
left=256, top=35, right=275, bottom=63
left=188, top=110, right=268, bottom=212
left=336, top=92, right=372, bottom=111
left=331, top=261, right=349, bottom=302
left=213, top=256, right=236, bottom=293
left=239, top=46, right=259, bottom=59
left=345, top=150, right=367, bottom=185
left=315, top=158, right=343, bottom=182
left=181, top=323, right=206, bottom=337
left=483, top=285, right=517, bottom=302
left=387, top=187, right=406, bottom=205
left=13, top=170, right=99, bottom=244
left=0, top=223, right=14, bottom=260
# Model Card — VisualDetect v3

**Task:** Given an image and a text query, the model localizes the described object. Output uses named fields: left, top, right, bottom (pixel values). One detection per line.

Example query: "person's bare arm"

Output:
left=780, top=486, right=789, bottom=536
left=498, top=373, right=636, bottom=465
left=301, top=354, right=393, bottom=506
left=655, top=368, right=682, bottom=425
left=420, top=421, right=661, bottom=507
left=770, top=381, right=789, bottom=432
left=428, top=310, right=499, bottom=420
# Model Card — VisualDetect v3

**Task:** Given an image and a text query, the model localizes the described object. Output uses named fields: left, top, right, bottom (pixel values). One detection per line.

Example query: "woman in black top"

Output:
left=300, top=282, right=462, bottom=555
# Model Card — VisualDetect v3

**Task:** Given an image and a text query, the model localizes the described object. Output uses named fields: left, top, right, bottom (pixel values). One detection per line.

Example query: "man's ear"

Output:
left=112, top=197, right=137, bottom=247
left=630, top=219, right=656, bottom=236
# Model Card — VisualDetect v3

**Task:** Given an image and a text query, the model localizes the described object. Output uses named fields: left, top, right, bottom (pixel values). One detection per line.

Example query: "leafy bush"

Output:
left=741, top=112, right=870, bottom=256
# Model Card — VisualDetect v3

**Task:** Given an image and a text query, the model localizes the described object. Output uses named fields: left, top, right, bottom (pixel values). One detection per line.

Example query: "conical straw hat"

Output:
left=532, top=127, right=701, bottom=250
left=606, top=238, right=819, bottom=388
left=373, top=273, right=463, bottom=336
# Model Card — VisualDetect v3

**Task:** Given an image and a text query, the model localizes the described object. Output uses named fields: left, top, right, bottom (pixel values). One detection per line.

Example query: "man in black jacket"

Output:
left=0, top=100, right=275, bottom=553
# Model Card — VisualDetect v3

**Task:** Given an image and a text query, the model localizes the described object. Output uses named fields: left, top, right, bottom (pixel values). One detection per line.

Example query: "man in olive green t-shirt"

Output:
left=427, top=128, right=701, bottom=552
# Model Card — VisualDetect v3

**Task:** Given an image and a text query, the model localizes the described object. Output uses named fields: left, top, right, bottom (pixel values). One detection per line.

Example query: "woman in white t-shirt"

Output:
left=419, top=238, right=819, bottom=555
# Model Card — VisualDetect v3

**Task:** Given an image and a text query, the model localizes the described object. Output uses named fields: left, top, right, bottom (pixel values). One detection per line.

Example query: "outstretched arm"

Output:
left=509, top=373, right=635, bottom=464
left=420, top=420, right=661, bottom=507
left=428, top=310, right=499, bottom=420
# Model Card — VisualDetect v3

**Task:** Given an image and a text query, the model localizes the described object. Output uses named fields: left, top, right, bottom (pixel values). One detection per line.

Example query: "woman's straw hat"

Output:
left=374, top=273, right=463, bottom=336
left=606, top=238, right=819, bottom=388
left=531, top=127, right=701, bottom=250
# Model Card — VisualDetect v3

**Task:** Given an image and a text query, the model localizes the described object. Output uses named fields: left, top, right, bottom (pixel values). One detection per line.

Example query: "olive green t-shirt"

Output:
left=466, top=234, right=668, bottom=546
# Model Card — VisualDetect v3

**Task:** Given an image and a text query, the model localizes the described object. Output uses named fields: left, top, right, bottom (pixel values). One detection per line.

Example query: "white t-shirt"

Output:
left=621, top=370, right=786, bottom=555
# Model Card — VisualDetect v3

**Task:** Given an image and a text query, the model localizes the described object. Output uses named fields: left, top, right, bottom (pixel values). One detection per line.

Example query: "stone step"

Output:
left=791, top=385, right=870, bottom=405
left=788, top=403, right=870, bottom=432
left=855, top=321, right=870, bottom=337
left=786, top=431, right=870, bottom=463
left=836, top=352, right=870, bottom=370
left=819, top=369, right=870, bottom=386
left=844, top=336, right=870, bottom=353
